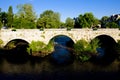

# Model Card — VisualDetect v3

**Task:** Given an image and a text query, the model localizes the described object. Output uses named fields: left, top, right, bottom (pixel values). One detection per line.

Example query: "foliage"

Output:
left=74, top=39, right=100, bottom=62
left=27, top=41, right=46, bottom=53
left=27, top=41, right=54, bottom=56
left=0, top=39, right=3, bottom=47
left=1, top=4, right=120, bottom=29
left=0, top=12, right=8, bottom=26
left=59, top=22, right=66, bottom=28
left=0, top=21, right=2, bottom=29
left=13, top=4, right=37, bottom=29
left=65, top=17, right=74, bottom=28
left=42, top=41, right=54, bottom=53
left=74, top=39, right=89, bottom=54
left=100, top=16, right=109, bottom=28
left=37, top=10, right=61, bottom=28
left=106, top=22, right=119, bottom=28
left=5, top=41, right=16, bottom=49
left=74, top=13, right=99, bottom=28
left=90, top=38, right=100, bottom=53
left=7, top=6, right=13, bottom=28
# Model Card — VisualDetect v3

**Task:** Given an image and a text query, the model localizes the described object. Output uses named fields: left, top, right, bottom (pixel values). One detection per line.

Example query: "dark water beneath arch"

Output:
left=51, top=35, right=74, bottom=65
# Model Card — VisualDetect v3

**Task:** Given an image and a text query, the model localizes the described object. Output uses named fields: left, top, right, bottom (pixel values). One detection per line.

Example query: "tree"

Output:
left=37, top=10, right=61, bottom=28
left=7, top=6, right=13, bottom=28
left=117, top=19, right=120, bottom=26
left=100, top=16, right=109, bottom=28
left=78, top=14, right=89, bottom=28
left=106, top=22, right=119, bottom=28
left=0, top=12, right=8, bottom=27
left=60, top=22, right=66, bottom=28
left=0, top=21, right=2, bottom=29
left=75, top=13, right=99, bottom=28
left=65, top=17, right=74, bottom=28
left=74, top=17, right=80, bottom=28
left=0, top=8, right=1, bottom=12
left=13, top=4, right=36, bottom=29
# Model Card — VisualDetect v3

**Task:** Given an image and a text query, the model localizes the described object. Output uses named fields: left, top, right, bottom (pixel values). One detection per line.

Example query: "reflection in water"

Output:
left=51, top=36, right=74, bottom=65
left=96, top=48, right=105, bottom=58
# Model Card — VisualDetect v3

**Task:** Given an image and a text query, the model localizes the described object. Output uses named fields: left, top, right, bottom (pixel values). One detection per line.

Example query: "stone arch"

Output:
left=4, top=38, right=30, bottom=64
left=49, top=35, right=75, bottom=65
left=91, top=34, right=117, bottom=65
left=49, top=34, right=75, bottom=46
left=95, top=34, right=117, bottom=48
left=4, top=38, right=29, bottom=49
left=48, top=34, right=75, bottom=43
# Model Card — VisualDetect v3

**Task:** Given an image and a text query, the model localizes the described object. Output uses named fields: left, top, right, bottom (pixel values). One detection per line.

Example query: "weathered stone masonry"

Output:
left=0, top=29, right=120, bottom=46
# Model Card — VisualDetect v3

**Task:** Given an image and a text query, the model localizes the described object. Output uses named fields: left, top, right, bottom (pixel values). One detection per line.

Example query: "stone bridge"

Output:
left=0, top=28, right=120, bottom=46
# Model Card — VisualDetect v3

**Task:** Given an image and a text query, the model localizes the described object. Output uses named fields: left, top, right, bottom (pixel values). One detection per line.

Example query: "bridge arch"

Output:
left=4, top=38, right=29, bottom=49
left=46, top=33, right=76, bottom=44
left=49, top=34, right=74, bottom=43
left=91, top=34, right=117, bottom=65
left=94, top=34, right=117, bottom=47
left=50, top=35, right=75, bottom=65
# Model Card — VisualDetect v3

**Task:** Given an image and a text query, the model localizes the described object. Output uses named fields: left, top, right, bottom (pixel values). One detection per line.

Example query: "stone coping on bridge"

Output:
left=0, top=28, right=120, bottom=32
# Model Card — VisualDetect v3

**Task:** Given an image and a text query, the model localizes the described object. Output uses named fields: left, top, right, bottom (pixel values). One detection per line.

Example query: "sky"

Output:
left=0, top=0, right=120, bottom=22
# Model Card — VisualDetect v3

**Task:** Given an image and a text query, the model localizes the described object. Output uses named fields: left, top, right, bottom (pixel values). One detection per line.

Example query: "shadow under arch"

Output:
left=49, top=35, right=75, bottom=65
left=4, top=39, right=29, bottom=64
left=90, top=35, right=117, bottom=65
left=4, top=39, right=29, bottom=49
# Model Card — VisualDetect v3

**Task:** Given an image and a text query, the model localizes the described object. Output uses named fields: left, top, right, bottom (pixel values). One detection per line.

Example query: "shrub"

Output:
left=74, top=38, right=100, bottom=62
left=0, top=39, right=3, bottom=48
left=0, top=21, right=2, bottom=29
left=90, top=38, right=100, bottom=54
left=74, top=39, right=89, bottom=54
left=27, top=41, right=46, bottom=54
left=27, top=41, right=54, bottom=56
left=74, top=39, right=90, bottom=62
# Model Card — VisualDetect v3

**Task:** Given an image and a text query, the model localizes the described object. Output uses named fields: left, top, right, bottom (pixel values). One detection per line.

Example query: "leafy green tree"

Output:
left=37, top=10, right=61, bottom=28
left=75, top=13, right=99, bottom=28
left=0, top=21, right=2, bottom=29
left=13, top=4, right=36, bottom=29
left=117, top=18, right=120, bottom=27
left=84, top=13, right=95, bottom=28
left=60, top=22, right=66, bottom=28
left=100, top=16, right=109, bottom=28
left=13, top=15, right=22, bottom=28
left=7, top=6, right=13, bottom=28
left=0, top=8, right=2, bottom=27
left=106, top=22, right=119, bottom=28
left=74, top=17, right=80, bottom=28
left=0, top=8, right=1, bottom=12
left=78, top=14, right=89, bottom=28
left=65, top=17, right=74, bottom=28
left=0, top=12, right=7, bottom=26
